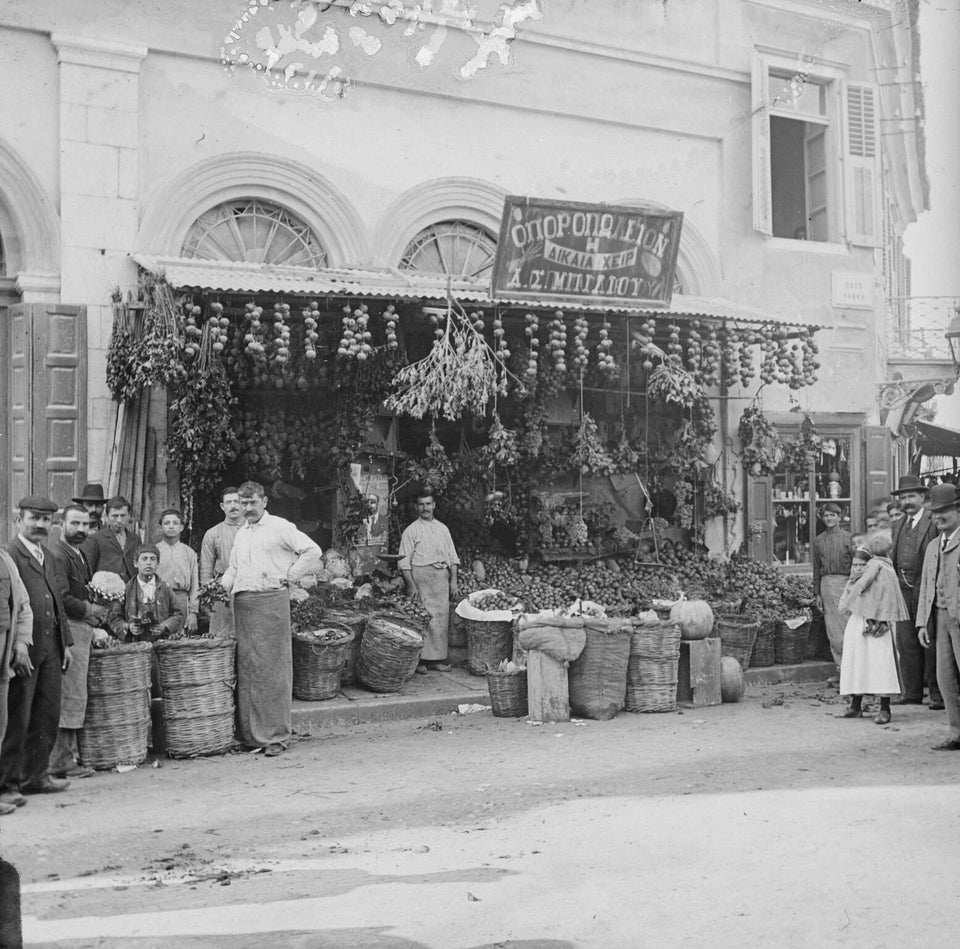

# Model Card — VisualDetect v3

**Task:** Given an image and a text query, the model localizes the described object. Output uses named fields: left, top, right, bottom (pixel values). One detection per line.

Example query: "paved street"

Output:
left=5, top=680, right=960, bottom=948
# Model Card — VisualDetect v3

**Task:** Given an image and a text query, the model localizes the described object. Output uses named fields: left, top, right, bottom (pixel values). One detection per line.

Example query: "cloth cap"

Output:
left=890, top=475, right=928, bottom=497
left=72, top=483, right=106, bottom=503
left=135, top=544, right=161, bottom=560
left=821, top=503, right=842, bottom=515
left=17, top=495, right=58, bottom=514
left=925, top=483, right=959, bottom=513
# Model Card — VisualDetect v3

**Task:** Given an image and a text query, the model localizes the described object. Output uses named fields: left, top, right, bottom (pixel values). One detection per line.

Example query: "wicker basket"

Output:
left=486, top=670, right=528, bottom=718
left=568, top=619, right=633, bottom=721
left=464, top=616, right=513, bottom=676
left=154, top=638, right=237, bottom=759
left=775, top=617, right=811, bottom=665
left=625, top=620, right=681, bottom=713
left=292, top=626, right=354, bottom=701
left=357, top=613, right=424, bottom=692
left=325, top=609, right=367, bottom=685
left=749, top=620, right=777, bottom=668
left=79, top=642, right=153, bottom=769
left=716, top=615, right=760, bottom=671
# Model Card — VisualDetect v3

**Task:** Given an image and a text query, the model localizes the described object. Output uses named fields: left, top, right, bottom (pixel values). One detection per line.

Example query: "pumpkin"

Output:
left=720, top=656, right=745, bottom=703
left=669, top=600, right=714, bottom=641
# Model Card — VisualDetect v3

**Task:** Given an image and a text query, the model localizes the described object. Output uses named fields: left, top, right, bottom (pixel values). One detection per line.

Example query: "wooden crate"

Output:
left=526, top=649, right=569, bottom=723
left=676, top=638, right=721, bottom=708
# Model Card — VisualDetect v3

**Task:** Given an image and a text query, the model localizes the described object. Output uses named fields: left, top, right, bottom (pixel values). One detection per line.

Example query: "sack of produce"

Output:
left=457, top=590, right=522, bottom=675
left=567, top=618, right=632, bottom=721
left=516, top=613, right=586, bottom=663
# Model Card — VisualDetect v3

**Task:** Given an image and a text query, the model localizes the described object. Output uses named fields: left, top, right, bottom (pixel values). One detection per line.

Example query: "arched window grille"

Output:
left=398, top=220, right=497, bottom=279
left=181, top=199, right=328, bottom=268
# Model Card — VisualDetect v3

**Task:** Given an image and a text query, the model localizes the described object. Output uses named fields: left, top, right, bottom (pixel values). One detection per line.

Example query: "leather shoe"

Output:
left=874, top=709, right=892, bottom=725
left=0, top=790, right=27, bottom=808
left=263, top=743, right=284, bottom=757
left=929, top=699, right=946, bottom=710
left=52, top=765, right=95, bottom=780
left=839, top=708, right=863, bottom=718
left=930, top=739, right=960, bottom=751
left=415, top=663, right=429, bottom=675
left=0, top=802, right=17, bottom=816
left=21, top=776, right=70, bottom=794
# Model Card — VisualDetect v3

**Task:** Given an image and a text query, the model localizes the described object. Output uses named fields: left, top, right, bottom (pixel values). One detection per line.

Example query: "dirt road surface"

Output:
left=3, top=681, right=960, bottom=948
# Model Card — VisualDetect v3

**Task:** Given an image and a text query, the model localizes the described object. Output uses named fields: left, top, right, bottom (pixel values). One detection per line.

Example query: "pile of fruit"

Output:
left=470, top=590, right=521, bottom=612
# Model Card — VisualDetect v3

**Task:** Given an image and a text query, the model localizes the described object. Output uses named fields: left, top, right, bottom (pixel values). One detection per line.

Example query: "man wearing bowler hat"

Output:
left=0, top=497, right=74, bottom=807
left=915, top=482, right=960, bottom=749
left=890, top=475, right=942, bottom=708
left=72, top=484, right=106, bottom=534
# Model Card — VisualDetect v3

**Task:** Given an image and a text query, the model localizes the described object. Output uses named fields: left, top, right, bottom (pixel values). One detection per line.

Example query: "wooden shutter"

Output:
left=752, top=52, right=773, bottom=236
left=844, top=83, right=880, bottom=246
left=5, top=303, right=87, bottom=509
left=746, top=472, right=773, bottom=562
left=863, top=425, right=892, bottom=511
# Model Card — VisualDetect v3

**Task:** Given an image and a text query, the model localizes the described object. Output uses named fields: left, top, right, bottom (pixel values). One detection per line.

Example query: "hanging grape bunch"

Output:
left=638, top=318, right=657, bottom=373
left=183, top=304, right=203, bottom=361
left=383, top=303, right=399, bottom=350
left=571, top=315, right=590, bottom=374
left=738, top=333, right=756, bottom=388
left=701, top=327, right=721, bottom=387
left=207, top=302, right=229, bottom=358
left=302, top=302, right=320, bottom=361
left=524, top=312, right=540, bottom=386
left=596, top=318, right=616, bottom=377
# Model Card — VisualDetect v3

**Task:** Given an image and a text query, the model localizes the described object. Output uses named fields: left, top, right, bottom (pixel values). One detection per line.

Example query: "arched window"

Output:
left=0, top=230, right=5, bottom=276
left=399, top=220, right=497, bottom=279
left=181, top=199, right=328, bottom=268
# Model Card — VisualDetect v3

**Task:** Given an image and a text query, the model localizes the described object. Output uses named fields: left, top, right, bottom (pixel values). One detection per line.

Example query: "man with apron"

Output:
left=221, top=482, right=322, bottom=758
left=399, top=488, right=460, bottom=675
left=812, top=502, right=853, bottom=683
left=199, top=487, right=243, bottom=637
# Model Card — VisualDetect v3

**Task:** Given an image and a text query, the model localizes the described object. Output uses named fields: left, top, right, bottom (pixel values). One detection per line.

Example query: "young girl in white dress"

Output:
left=838, top=533, right=908, bottom=724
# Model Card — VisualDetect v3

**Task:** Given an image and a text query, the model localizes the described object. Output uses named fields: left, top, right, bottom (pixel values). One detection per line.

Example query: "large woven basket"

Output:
left=79, top=642, right=153, bottom=769
left=775, top=617, right=811, bottom=665
left=464, top=616, right=513, bottom=676
left=568, top=619, right=633, bottom=721
left=749, top=619, right=777, bottom=668
left=325, top=609, right=367, bottom=685
left=292, top=626, right=353, bottom=701
left=716, top=615, right=760, bottom=671
left=154, top=638, right=237, bottom=759
left=357, top=613, right=424, bottom=692
left=486, top=670, right=528, bottom=718
left=625, top=620, right=681, bottom=713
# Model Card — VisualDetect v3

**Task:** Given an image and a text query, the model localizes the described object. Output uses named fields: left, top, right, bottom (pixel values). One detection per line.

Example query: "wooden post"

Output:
left=677, top=638, right=722, bottom=708
left=526, top=649, right=569, bottom=723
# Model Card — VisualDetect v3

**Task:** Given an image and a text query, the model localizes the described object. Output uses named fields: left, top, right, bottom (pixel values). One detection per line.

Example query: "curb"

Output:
left=292, top=660, right=834, bottom=730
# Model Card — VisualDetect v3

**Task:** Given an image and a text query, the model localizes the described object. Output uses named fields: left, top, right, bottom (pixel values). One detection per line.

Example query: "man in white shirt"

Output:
left=221, top=482, right=322, bottom=757
left=915, top=483, right=960, bottom=749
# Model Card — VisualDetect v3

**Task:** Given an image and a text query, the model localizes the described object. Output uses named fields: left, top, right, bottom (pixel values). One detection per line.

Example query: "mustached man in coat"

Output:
left=0, top=497, right=74, bottom=809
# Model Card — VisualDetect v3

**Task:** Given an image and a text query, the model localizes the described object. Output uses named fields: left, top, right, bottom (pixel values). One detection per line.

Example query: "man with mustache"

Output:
left=0, top=497, right=74, bottom=809
left=49, top=505, right=110, bottom=779
left=199, top=487, right=244, bottom=637
left=889, top=475, right=942, bottom=708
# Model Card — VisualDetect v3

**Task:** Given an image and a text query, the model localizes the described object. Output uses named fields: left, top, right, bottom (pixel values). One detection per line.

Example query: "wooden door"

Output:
left=1, top=304, right=86, bottom=539
left=745, top=471, right=773, bottom=562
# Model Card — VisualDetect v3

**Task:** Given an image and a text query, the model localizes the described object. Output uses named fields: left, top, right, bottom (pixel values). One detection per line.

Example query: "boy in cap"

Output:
left=107, top=545, right=184, bottom=643
left=0, top=496, right=73, bottom=805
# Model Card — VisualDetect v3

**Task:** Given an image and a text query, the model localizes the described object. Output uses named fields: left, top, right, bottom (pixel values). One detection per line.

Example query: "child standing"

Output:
left=107, top=545, right=184, bottom=642
left=838, top=533, right=908, bottom=724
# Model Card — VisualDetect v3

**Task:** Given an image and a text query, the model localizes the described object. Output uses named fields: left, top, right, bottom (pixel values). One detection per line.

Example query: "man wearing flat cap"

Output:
left=915, top=483, right=960, bottom=749
left=890, top=475, right=942, bottom=708
left=0, top=497, right=74, bottom=807
left=812, top=502, right=854, bottom=680
left=72, top=483, right=106, bottom=534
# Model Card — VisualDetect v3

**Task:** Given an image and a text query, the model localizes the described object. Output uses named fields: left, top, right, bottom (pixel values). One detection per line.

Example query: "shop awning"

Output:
left=132, top=254, right=816, bottom=329
left=915, top=420, right=960, bottom=457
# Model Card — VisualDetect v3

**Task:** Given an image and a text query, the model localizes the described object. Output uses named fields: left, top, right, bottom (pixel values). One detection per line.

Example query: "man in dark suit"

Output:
left=890, top=475, right=942, bottom=707
left=0, top=496, right=73, bottom=806
left=49, top=505, right=109, bottom=779
left=81, top=495, right=139, bottom=582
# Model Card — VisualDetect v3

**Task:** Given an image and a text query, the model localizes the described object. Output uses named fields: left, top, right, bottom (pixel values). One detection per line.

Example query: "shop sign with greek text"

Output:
left=491, top=197, right=683, bottom=307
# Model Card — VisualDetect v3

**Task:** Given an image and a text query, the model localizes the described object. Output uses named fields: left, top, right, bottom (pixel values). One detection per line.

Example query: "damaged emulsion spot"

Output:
left=220, top=0, right=544, bottom=99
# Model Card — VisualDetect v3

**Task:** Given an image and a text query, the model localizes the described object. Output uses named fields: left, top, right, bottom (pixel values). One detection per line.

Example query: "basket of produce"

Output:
left=323, top=608, right=368, bottom=685
left=154, top=637, right=237, bottom=758
left=716, top=615, right=761, bottom=671
left=485, top=659, right=528, bottom=718
left=292, top=625, right=354, bottom=701
left=568, top=618, right=633, bottom=721
left=775, top=613, right=812, bottom=665
left=357, top=613, right=424, bottom=693
left=456, top=589, right=522, bottom=677
left=749, top=619, right=777, bottom=668
left=625, top=617, right=681, bottom=713
left=79, top=641, right=153, bottom=769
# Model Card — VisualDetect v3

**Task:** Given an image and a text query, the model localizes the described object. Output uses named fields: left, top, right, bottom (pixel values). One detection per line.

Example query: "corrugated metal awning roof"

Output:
left=915, top=420, right=960, bottom=458
left=132, top=254, right=815, bottom=328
